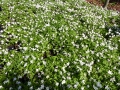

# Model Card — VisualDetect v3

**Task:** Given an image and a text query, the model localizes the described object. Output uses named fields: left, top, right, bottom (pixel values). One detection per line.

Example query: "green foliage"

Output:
left=0, top=0, right=120, bottom=90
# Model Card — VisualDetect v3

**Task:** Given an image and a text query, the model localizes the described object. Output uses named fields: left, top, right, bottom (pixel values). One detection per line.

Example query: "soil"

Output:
left=86, top=0, right=120, bottom=12
left=0, top=6, right=2, bottom=11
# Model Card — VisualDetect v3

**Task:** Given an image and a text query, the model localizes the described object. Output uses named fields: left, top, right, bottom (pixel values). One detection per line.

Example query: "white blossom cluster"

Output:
left=0, top=0, right=120, bottom=90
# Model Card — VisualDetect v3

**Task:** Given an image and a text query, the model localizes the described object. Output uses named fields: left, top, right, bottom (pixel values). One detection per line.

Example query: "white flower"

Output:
left=81, top=86, right=84, bottom=90
left=35, top=45, right=39, bottom=48
left=13, top=77, right=17, bottom=81
left=45, top=23, right=50, bottom=27
left=75, top=35, right=79, bottom=38
left=24, top=55, right=29, bottom=60
left=75, top=44, right=79, bottom=48
left=46, top=75, right=49, bottom=79
left=0, top=86, right=3, bottom=89
left=16, top=81, right=21, bottom=85
left=28, top=81, right=31, bottom=86
left=71, top=41, right=75, bottom=46
left=24, top=63, right=27, bottom=67
left=108, top=70, right=113, bottom=75
left=11, top=54, right=14, bottom=57
left=36, top=4, right=40, bottom=8
left=93, top=85, right=98, bottom=90
left=87, top=85, right=90, bottom=88
left=18, top=75, right=22, bottom=79
left=79, top=60, right=85, bottom=66
left=66, top=62, right=70, bottom=66
left=0, top=51, right=2, bottom=54
left=54, top=68, right=57, bottom=72
left=7, top=62, right=11, bottom=66
left=111, top=11, right=118, bottom=16
left=1, top=40, right=4, bottom=44
left=42, top=61, right=46, bottom=66
left=89, top=61, right=94, bottom=66
left=46, top=87, right=49, bottom=90
left=36, top=87, right=41, bottom=90
left=67, top=76, right=71, bottom=80
left=110, top=77, right=116, bottom=82
left=30, top=60, right=34, bottom=64
left=4, top=50, right=8, bottom=54
left=59, top=71, right=62, bottom=75
left=86, top=50, right=89, bottom=53
left=36, top=69, right=39, bottom=72
left=40, top=85, right=44, bottom=89
left=30, top=38, right=33, bottom=41
left=74, top=84, right=78, bottom=88
left=100, top=42, right=105, bottom=46
left=101, top=24, right=105, bottom=28
left=82, top=80, right=85, bottom=84
left=18, top=86, right=21, bottom=90
left=23, top=47, right=28, bottom=51
left=108, top=45, right=113, bottom=50
left=96, top=82, right=102, bottom=88
left=22, top=27, right=27, bottom=30
left=117, top=83, right=120, bottom=86
left=56, top=82, right=59, bottom=86
left=41, top=80, right=44, bottom=83
left=30, top=86, right=33, bottom=90
left=60, top=58, right=63, bottom=62
left=105, top=85, right=110, bottom=90
left=9, top=87, right=13, bottom=90
left=67, top=84, right=72, bottom=88
left=62, top=66, right=66, bottom=73
left=32, top=55, right=36, bottom=60
left=61, top=80, right=66, bottom=84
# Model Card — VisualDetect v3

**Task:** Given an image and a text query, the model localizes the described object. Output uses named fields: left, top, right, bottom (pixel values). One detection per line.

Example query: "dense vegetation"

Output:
left=0, top=0, right=120, bottom=90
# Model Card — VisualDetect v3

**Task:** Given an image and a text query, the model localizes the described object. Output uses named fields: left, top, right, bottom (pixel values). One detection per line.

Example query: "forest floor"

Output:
left=86, top=0, right=120, bottom=12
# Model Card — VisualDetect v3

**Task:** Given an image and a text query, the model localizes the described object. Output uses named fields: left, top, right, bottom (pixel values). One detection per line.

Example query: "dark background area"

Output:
left=86, top=0, right=120, bottom=12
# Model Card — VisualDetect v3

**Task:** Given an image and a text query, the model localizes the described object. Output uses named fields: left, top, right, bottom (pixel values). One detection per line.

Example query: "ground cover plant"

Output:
left=0, top=0, right=120, bottom=90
